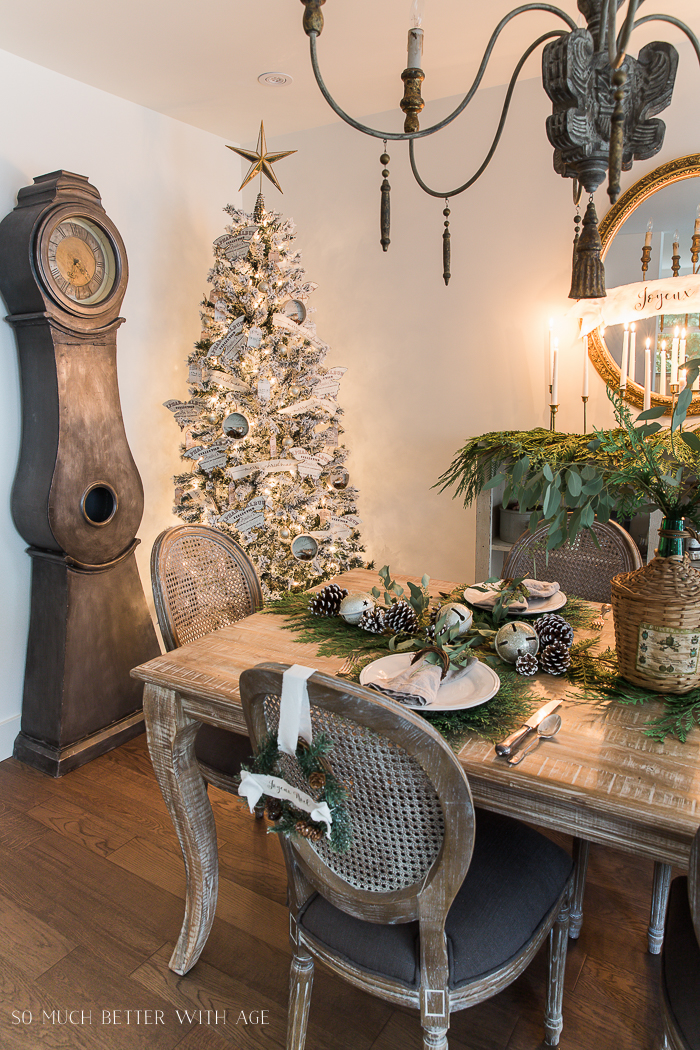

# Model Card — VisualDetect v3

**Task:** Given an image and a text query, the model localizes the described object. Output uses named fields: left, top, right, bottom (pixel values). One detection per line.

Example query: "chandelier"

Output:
left=300, top=0, right=700, bottom=296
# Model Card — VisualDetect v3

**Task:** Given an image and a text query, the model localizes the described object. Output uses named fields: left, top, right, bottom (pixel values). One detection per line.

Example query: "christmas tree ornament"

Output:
left=539, top=641, right=572, bottom=676
left=308, top=583, right=349, bottom=617
left=332, top=469, right=349, bottom=490
left=358, top=607, right=386, bottom=634
left=435, top=602, right=472, bottom=638
left=384, top=600, right=419, bottom=636
left=535, top=613, right=574, bottom=649
left=223, top=412, right=249, bottom=439
left=339, top=592, right=374, bottom=625
left=494, top=621, right=540, bottom=664
left=282, top=299, right=307, bottom=323
left=515, top=652, right=539, bottom=676
left=291, top=534, right=319, bottom=561
left=290, top=384, right=301, bottom=397
left=279, top=527, right=291, bottom=542
left=282, top=436, right=294, bottom=448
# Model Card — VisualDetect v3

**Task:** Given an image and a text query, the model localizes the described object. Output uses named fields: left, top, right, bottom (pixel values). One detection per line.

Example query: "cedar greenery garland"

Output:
left=242, top=731, right=352, bottom=852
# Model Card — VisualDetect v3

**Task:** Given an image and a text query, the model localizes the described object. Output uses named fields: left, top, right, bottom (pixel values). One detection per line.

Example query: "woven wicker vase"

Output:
left=611, top=541, right=700, bottom=694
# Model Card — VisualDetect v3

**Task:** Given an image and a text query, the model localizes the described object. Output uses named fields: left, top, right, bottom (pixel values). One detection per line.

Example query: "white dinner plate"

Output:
left=359, top=653, right=500, bottom=711
left=463, top=585, right=567, bottom=617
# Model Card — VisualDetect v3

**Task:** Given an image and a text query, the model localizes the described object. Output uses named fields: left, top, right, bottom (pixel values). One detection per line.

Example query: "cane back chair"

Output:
left=239, top=663, right=574, bottom=1050
left=502, top=517, right=643, bottom=604
left=151, top=525, right=263, bottom=790
left=661, top=825, right=700, bottom=1050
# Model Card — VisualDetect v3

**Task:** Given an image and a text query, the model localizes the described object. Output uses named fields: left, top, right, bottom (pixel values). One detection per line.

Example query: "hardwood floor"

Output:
left=0, top=732, right=668, bottom=1050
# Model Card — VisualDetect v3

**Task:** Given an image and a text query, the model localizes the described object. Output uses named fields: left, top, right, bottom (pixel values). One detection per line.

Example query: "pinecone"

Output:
left=358, top=607, right=386, bottom=634
left=295, top=820, right=323, bottom=842
left=383, top=600, right=419, bottom=636
left=515, top=653, right=539, bottom=676
left=308, top=583, right=348, bottom=616
left=424, top=607, right=439, bottom=641
left=266, top=798, right=283, bottom=822
left=535, top=613, right=574, bottom=649
left=308, top=770, right=326, bottom=792
left=539, top=641, right=572, bottom=676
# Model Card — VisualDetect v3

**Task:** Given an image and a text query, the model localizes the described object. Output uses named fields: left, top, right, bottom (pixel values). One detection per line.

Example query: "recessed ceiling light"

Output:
left=258, top=72, right=293, bottom=87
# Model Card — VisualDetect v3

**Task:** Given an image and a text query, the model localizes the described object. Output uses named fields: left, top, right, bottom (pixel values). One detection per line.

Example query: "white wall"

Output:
left=0, top=48, right=241, bottom=759
left=241, top=35, right=700, bottom=586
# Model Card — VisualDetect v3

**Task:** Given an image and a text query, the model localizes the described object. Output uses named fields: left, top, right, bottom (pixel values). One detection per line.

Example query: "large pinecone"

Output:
left=535, top=613, right=574, bottom=649
left=383, top=600, right=419, bottom=636
left=359, top=607, right=386, bottom=634
left=308, top=583, right=348, bottom=617
left=539, top=641, right=571, bottom=676
left=515, top=652, right=538, bottom=676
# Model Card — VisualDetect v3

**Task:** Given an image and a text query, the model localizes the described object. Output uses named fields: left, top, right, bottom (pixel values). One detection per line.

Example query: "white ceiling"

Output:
left=1, top=0, right=697, bottom=146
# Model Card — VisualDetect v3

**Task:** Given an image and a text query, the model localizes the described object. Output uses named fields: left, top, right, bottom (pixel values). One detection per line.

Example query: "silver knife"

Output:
left=495, top=698, right=561, bottom=756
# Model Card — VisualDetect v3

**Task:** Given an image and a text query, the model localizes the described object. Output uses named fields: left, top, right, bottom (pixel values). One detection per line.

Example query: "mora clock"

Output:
left=0, top=171, right=160, bottom=776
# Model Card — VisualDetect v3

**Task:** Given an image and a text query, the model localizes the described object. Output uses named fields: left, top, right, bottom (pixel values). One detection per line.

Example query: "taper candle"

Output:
left=643, top=339, right=651, bottom=410
left=671, top=326, right=680, bottom=385
left=551, top=344, right=559, bottom=405
left=680, top=328, right=688, bottom=390
left=629, top=323, right=636, bottom=383
left=660, top=341, right=667, bottom=395
left=407, top=0, right=424, bottom=66
left=582, top=335, right=589, bottom=397
left=645, top=219, right=653, bottom=246
left=620, top=323, right=629, bottom=390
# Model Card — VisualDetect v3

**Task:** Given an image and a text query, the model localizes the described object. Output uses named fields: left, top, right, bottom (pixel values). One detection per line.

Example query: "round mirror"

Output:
left=590, top=154, right=700, bottom=416
left=291, top=534, right=318, bottom=561
left=223, top=412, right=249, bottom=439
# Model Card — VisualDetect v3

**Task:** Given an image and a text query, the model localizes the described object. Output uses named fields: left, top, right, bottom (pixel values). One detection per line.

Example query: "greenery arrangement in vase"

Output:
left=438, top=359, right=700, bottom=554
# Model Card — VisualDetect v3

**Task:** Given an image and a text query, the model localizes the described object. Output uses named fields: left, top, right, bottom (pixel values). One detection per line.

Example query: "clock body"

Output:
left=0, top=170, right=159, bottom=775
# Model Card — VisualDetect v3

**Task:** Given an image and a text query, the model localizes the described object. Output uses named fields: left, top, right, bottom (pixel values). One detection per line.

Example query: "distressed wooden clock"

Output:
left=0, top=170, right=160, bottom=775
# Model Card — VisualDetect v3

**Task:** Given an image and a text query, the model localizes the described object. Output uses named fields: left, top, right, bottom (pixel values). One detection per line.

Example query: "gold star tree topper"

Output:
left=227, top=121, right=297, bottom=193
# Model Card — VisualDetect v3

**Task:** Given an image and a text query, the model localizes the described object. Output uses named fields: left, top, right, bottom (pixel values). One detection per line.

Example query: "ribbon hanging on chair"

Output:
left=278, top=664, right=316, bottom=756
left=238, top=770, right=333, bottom=837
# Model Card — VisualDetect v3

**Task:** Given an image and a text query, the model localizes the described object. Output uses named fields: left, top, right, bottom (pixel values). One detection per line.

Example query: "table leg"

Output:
left=569, top=837, right=590, bottom=939
left=143, top=683, right=218, bottom=975
left=648, top=861, right=672, bottom=955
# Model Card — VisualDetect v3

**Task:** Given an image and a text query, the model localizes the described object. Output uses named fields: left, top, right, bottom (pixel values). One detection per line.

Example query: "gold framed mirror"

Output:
left=589, top=153, right=700, bottom=416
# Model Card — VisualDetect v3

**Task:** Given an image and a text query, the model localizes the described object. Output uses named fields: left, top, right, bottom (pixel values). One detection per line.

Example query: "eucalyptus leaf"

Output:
left=482, top=472, right=507, bottom=491
left=636, top=406, right=666, bottom=421
left=543, top=484, right=560, bottom=519
left=566, top=469, right=582, bottom=497
left=543, top=463, right=554, bottom=482
left=682, top=431, right=700, bottom=453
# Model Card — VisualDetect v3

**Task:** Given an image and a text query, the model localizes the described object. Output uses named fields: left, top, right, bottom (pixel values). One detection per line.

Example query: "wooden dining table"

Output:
left=131, top=567, right=700, bottom=977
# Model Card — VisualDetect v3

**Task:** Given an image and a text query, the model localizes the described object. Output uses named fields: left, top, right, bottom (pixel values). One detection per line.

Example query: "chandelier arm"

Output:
left=610, top=0, right=642, bottom=68
left=632, top=14, right=700, bottom=68
left=407, top=31, right=564, bottom=199
left=307, top=4, right=577, bottom=142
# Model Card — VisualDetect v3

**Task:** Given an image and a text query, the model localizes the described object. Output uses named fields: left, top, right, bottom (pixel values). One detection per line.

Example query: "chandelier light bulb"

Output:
left=409, top=0, right=425, bottom=29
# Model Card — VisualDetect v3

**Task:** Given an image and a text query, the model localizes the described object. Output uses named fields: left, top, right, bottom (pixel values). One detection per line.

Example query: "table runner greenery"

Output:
left=264, top=585, right=594, bottom=746
left=265, top=577, right=700, bottom=745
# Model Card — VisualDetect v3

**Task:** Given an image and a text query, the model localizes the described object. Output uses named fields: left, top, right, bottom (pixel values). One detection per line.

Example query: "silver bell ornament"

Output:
left=339, top=593, right=374, bottom=625
left=494, top=621, right=539, bottom=664
left=435, top=602, right=473, bottom=638
left=279, top=527, right=291, bottom=543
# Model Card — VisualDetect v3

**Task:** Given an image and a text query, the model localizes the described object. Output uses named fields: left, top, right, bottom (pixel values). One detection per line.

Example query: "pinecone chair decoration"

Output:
left=309, top=583, right=348, bottom=616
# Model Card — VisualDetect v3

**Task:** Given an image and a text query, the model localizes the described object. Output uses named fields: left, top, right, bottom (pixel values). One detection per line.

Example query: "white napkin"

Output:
left=475, top=579, right=560, bottom=610
left=368, top=656, right=475, bottom=707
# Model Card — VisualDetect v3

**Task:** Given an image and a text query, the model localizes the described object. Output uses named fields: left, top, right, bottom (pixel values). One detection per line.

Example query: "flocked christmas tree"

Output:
left=166, top=133, right=364, bottom=597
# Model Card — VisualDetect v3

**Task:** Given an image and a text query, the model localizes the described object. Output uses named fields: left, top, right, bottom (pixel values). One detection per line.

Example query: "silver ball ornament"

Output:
left=282, top=436, right=294, bottom=448
left=494, top=621, right=539, bottom=664
left=279, top=527, right=291, bottom=542
left=339, top=593, right=374, bottom=625
left=290, top=384, right=301, bottom=397
left=435, top=602, right=473, bottom=638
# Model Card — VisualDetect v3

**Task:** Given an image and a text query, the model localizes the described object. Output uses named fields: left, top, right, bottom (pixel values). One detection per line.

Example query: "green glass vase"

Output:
left=657, top=517, right=685, bottom=559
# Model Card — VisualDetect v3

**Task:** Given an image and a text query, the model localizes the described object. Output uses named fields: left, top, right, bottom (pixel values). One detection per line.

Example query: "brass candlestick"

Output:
left=672, top=247, right=681, bottom=277
left=582, top=395, right=589, bottom=434
left=549, top=404, right=559, bottom=432
left=692, top=232, right=700, bottom=274
left=400, top=67, right=425, bottom=133
left=641, top=243, right=652, bottom=279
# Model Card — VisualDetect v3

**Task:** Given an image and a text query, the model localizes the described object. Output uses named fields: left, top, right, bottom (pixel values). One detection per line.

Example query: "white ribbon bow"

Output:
left=238, top=771, right=333, bottom=837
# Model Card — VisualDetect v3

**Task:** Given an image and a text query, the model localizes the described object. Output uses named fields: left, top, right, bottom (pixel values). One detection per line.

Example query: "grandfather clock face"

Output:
left=40, top=215, right=119, bottom=307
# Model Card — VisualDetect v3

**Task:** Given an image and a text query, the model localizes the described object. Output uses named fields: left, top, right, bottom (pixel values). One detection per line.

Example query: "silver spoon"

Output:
left=507, top=713, right=562, bottom=765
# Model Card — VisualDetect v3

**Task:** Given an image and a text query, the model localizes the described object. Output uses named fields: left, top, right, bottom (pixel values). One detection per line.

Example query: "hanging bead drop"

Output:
left=380, top=140, right=391, bottom=252
left=442, top=199, right=451, bottom=286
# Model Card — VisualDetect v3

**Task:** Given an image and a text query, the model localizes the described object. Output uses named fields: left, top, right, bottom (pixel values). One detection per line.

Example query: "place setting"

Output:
left=463, top=577, right=567, bottom=617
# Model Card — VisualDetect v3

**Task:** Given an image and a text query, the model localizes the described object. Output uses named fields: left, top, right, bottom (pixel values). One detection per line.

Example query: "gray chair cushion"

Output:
left=662, top=876, right=700, bottom=1048
left=298, top=809, right=572, bottom=989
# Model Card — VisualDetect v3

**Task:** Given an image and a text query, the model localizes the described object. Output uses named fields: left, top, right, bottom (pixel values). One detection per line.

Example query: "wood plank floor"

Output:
left=0, top=732, right=670, bottom=1050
